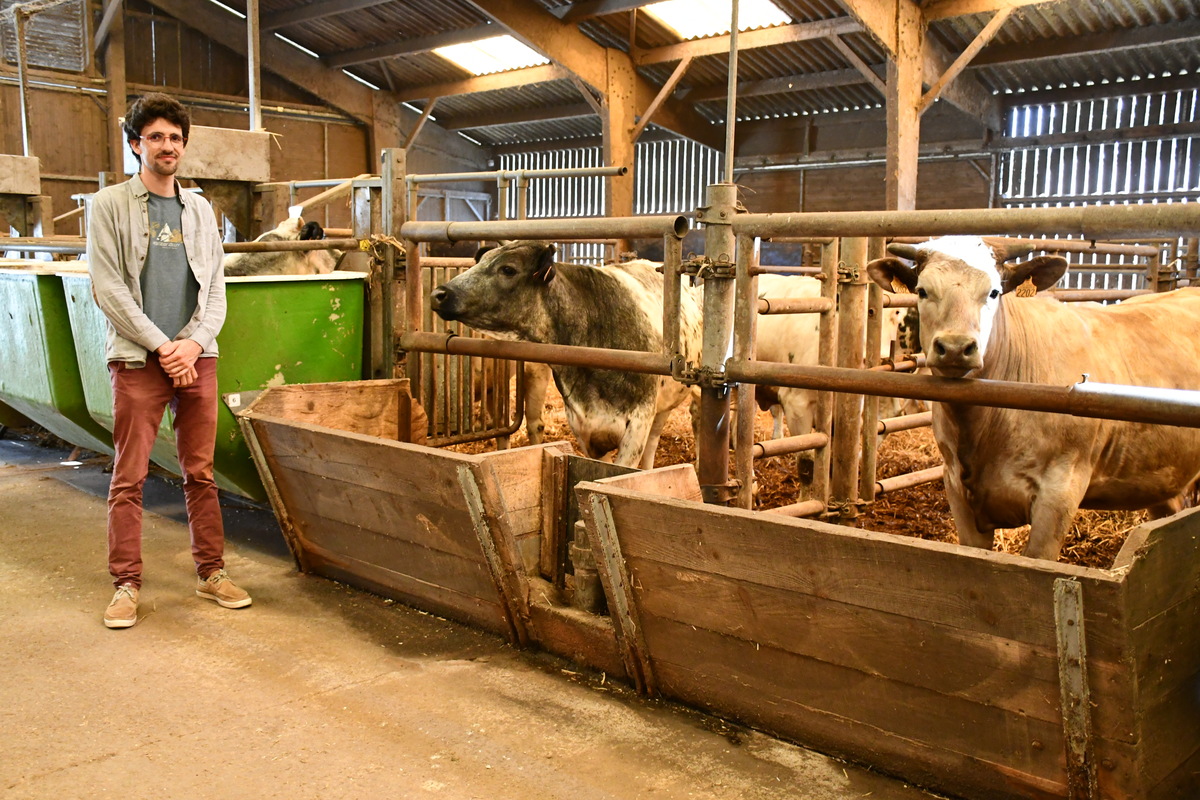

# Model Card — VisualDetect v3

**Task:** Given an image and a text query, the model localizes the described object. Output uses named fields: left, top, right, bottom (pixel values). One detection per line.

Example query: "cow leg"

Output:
left=522, top=362, right=551, bottom=445
left=943, top=468, right=994, bottom=550
left=635, top=409, right=675, bottom=470
left=770, top=405, right=785, bottom=440
left=1026, top=470, right=1090, bottom=561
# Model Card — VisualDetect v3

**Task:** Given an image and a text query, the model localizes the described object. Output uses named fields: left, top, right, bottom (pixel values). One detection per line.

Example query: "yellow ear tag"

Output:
left=891, top=278, right=912, bottom=294
left=1014, top=276, right=1037, bottom=298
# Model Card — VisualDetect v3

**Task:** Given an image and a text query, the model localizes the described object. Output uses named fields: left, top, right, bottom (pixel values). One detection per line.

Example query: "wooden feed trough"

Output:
left=237, top=378, right=629, bottom=676
left=575, top=465, right=1200, bottom=800
left=238, top=378, right=1200, bottom=800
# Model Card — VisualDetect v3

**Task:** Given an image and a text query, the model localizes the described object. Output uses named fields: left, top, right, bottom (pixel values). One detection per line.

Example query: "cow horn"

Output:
left=886, top=243, right=921, bottom=262
left=989, top=238, right=1036, bottom=262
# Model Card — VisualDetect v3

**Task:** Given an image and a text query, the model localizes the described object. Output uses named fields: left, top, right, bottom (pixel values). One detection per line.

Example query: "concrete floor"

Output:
left=0, top=432, right=946, bottom=800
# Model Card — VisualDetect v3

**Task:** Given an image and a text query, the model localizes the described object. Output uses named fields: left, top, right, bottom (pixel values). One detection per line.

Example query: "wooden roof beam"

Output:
left=262, top=0, right=393, bottom=32
left=918, top=8, right=1011, bottom=115
left=550, top=0, right=659, bottom=24
left=972, top=19, right=1200, bottom=66
left=393, top=64, right=571, bottom=103
left=326, top=24, right=497, bottom=69
left=635, top=18, right=860, bottom=66
left=438, top=102, right=597, bottom=131
left=684, top=68, right=867, bottom=103
left=465, top=0, right=723, bottom=149
left=922, top=0, right=1064, bottom=23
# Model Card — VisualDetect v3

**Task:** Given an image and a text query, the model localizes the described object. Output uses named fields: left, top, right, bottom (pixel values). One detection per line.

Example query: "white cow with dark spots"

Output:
left=430, top=241, right=702, bottom=469
left=868, top=235, right=1200, bottom=560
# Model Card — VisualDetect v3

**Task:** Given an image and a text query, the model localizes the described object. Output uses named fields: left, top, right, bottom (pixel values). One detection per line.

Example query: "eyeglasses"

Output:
left=140, top=133, right=187, bottom=146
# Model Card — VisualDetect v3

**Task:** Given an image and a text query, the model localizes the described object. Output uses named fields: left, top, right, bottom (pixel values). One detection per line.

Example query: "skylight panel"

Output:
left=434, top=35, right=549, bottom=76
left=644, top=0, right=790, bottom=40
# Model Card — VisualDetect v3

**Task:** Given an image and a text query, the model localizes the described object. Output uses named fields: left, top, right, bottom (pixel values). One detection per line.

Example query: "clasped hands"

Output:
left=157, top=339, right=202, bottom=387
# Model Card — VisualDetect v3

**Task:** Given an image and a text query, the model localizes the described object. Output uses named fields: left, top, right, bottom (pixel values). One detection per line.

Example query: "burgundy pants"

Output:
left=107, top=356, right=225, bottom=589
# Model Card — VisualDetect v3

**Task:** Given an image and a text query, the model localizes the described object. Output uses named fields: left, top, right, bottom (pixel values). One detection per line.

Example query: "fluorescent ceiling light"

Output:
left=644, top=0, right=790, bottom=40
left=434, top=35, right=549, bottom=76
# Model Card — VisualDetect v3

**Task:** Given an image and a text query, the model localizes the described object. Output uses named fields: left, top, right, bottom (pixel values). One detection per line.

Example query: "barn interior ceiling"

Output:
left=174, top=0, right=1200, bottom=155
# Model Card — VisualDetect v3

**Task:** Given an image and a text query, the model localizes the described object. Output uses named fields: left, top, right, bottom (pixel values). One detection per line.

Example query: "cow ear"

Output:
left=866, top=257, right=919, bottom=294
left=299, top=221, right=325, bottom=241
left=473, top=245, right=494, bottom=264
left=533, top=243, right=558, bottom=282
left=1000, top=255, right=1068, bottom=295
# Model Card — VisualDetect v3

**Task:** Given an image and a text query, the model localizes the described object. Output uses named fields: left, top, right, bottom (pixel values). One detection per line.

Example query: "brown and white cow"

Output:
left=867, top=235, right=1200, bottom=560
left=430, top=241, right=702, bottom=469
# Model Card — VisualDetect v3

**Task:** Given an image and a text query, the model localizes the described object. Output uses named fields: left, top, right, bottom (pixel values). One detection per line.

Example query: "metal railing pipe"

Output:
left=766, top=498, right=826, bottom=518
left=726, top=359, right=1200, bottom=429
left=753, top=432, right=829, bottom=460
left=757, top=296, right=834, bottom=315
left=221, top=238, right=360, bottom=254
left=401, top=215, right=689, bottom=243
left=399, top=332, right=674, bottom=377
left=876, top=465, right=945, bottom=496
left=734, top=204, right=1200, bottom=240
left=877, top=411, right=933, bottom=434
left=405, top=166, right=627, bottom=185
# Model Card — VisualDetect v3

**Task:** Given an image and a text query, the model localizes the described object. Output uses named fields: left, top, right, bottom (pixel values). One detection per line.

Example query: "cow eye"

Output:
left=499, top=265, right=518, bottom=277
left=916, top=287, right=927, bottom=300
left=989, top=289, right=1000, bottom=300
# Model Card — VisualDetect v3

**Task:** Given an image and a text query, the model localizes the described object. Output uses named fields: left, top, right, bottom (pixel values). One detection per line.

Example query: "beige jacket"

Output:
left=86, top=173, right=226, bottom=366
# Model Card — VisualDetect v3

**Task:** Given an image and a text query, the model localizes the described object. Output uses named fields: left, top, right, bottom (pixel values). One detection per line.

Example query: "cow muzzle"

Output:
left=429, top=285, right=457, bottom=319
left=928, top=334, right=982, bottom=376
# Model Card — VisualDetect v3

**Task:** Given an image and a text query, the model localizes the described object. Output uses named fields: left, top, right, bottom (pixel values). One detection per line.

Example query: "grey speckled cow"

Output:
left=430, top=241, right=702, bottom=469
left=223, top=218, right=341, bottom=276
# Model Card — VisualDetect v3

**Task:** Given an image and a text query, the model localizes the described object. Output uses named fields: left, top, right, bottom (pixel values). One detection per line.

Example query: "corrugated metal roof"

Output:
left=240, top=0, right=1200, bottom=147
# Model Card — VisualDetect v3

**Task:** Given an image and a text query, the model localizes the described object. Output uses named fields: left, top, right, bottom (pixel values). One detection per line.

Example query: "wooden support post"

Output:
left=102, top=0, right=127, bottom=176
left=603, top=49, right=637, bottom=253
left=382, top=149, right=407, bottom=379
left=886, top=3, right=923, bottom=212
left=830, top=237, right=868, bottom=525
left=859, top=275, right=885, bottom=503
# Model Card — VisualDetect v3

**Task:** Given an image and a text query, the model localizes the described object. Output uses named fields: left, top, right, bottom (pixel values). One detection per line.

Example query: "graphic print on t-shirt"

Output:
left=150, top=220, right=183, bottom=247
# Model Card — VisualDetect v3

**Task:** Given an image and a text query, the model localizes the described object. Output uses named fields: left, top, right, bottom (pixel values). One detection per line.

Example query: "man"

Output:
left=88, top=92, right=251, bottom=629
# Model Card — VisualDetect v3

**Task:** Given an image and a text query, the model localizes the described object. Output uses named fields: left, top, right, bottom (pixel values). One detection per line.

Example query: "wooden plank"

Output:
left=251, top=417, right=478, bottom=504
left=283, top=508, right=497, bottom=604
left=267, top=462, right=484, bottom=562
left=526, top=600, right=629, bottom=680
left=246, top=379, right=409, bottom=439
left=582, top=463, right=703, bottom=501
left=459, top=464, right=530, bottom=646
left=579, top=493, right=655, bottom=695
left=624, top=556, right=1133, bottom=736
left=242, top=417, right=305, bottom=570
left=540, top=448, right=570, bottom=583
left=483, top=443, right=570, bottom=573
left=300, top=545, right=509, bottom=637
left=592, top=487, right=1126, bottom=653
left=1136, top=674, right=1200, bottom=791
left=643, top=615, right=1143, bottom=800
left=644, top=614, right=1069, bottom=797
left=1116, top=507, right=1200, bottom=627
left=1054, top=578, right=1098, bottom=798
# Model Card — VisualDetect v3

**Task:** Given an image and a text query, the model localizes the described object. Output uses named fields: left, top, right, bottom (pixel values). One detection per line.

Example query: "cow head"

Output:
left=866, top=236, right=1067, bottom=378
left=430, top=241, right=558, bottom=336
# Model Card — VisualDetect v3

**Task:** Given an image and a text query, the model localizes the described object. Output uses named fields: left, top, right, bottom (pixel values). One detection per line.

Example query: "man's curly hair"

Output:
left=123, top=92, right=190, bottom=163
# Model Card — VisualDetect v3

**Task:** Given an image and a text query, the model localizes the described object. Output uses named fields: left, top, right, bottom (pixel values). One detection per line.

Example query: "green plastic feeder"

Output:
left=61, top=270, right=367, bottom=501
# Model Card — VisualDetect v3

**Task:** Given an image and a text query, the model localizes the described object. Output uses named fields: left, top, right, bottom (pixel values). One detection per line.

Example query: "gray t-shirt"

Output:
left=141, top=191, right=200, bottom=341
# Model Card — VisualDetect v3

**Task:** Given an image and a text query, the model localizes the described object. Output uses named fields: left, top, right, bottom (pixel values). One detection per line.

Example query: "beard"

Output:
left=145, top=154, right=179, bottom=177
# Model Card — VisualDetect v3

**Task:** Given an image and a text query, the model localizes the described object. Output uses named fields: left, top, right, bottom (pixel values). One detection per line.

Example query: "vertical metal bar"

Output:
left=697, top=183, right=738, bottom=503
left=16, top=9, right=33, bottom=157
left=723, top=0, right=739, bottom=183
left=830, top=237, right=867, bottom=525
left=1054, top=578, right=1097, bottom=800
left=733, top=234, right=758, bottom=509
left=246, top=0, right=262, bottom=129
left=662, top=234, right=683, bottom=361
left=807, top=239, right=838, bottom=506
left=859, top=242, right=885, bottom=503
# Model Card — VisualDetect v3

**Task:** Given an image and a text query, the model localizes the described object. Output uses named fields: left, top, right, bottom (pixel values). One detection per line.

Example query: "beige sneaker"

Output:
left=196, top=569, right=252, bottom=609
left=104, top=584, right=139, bottom=629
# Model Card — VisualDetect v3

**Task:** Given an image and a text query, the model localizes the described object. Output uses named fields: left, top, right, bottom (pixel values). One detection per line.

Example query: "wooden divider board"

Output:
left=572, top=465, right=1200, bottom=800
